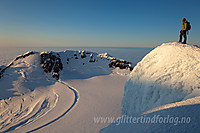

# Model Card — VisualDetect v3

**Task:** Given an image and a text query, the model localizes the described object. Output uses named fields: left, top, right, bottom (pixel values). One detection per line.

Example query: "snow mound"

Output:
left=100, top=42, right=200, bottom=133
left=98, top=52, right=112, bottom=58
left=122, top=42, right=200, bottom=115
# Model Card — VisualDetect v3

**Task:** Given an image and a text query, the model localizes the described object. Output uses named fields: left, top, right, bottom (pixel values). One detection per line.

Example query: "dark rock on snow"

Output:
left=40, top=52, right=63, bottom=80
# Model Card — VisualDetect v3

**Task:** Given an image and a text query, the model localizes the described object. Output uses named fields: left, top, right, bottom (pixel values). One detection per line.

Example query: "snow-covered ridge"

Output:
left=39, top=50, right=133, bottom=80
left=0, top=49, right=132, bottom=132
left=0, top=50, right=133, bottom=80
left=122, top=42, right=200, bottom=115
left=0, top=51, right=36, bottom=79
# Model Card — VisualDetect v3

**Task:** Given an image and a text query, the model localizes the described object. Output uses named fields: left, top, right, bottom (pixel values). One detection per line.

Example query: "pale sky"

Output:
left=0, top=0, right=200, bottom=47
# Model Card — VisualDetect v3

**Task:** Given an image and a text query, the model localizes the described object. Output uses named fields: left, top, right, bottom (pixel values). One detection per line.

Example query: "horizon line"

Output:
left=16, top=46, right=154, bottom=49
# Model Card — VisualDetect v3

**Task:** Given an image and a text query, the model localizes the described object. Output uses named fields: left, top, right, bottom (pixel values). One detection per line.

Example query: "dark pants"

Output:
left=179, top=30, right=187, bottom=44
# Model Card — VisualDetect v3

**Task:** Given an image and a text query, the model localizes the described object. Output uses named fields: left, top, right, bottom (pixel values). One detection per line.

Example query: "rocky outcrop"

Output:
left=40, top=52, right=63, bottom=80
left=89, top=53, right=95, bottom=63
left=81, top=50, right=87, bottom=59
left=109, top=59, right=133, bottom=71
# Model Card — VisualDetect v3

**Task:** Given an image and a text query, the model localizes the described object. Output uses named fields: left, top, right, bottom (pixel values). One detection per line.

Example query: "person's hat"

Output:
left=182, top=18, right=186, bottom=22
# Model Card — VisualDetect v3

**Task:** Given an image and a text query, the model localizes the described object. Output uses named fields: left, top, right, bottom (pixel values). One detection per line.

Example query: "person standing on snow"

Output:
left=179, top=18, right=188, bottom=44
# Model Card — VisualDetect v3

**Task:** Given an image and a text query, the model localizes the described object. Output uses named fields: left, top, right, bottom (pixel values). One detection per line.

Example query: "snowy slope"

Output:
left=100, top=96, right=200, bottom=133
left=0, top=49, right=132, bottom=132
left=100, top=42, right=200, bottom=133
left=0, top=52, right=61, bottom=132
left=122, top=42, right=200, bottom=115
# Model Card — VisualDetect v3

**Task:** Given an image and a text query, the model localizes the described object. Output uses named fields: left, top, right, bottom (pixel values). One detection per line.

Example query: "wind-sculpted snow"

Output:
left=100, top=42, right=200, bottom=133
left=1, top=89, right=58, bottom=132
left=122, top=42, right=200, bottom=115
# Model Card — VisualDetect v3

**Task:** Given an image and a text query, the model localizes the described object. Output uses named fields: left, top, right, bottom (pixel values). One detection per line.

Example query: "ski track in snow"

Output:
left=23, top=80, right=79, bottom=133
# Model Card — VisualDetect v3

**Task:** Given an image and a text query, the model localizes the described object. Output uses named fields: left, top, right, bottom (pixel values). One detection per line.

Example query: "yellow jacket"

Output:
left=181, top=20, right=187, bottom=31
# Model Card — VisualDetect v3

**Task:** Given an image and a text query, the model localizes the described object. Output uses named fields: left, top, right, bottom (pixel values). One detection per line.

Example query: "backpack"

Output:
left=186, top=21, right=191, bottom=31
